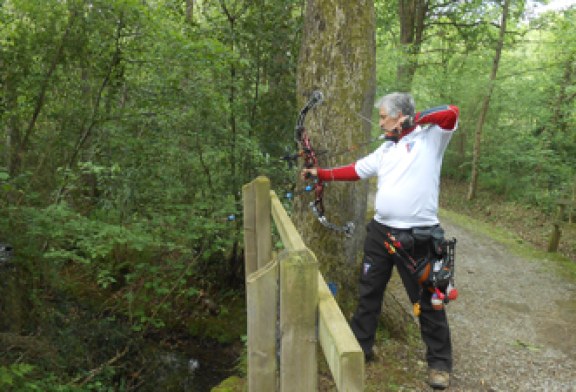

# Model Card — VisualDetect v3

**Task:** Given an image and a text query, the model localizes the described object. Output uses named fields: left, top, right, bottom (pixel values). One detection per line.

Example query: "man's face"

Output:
left=379, top=107, right=402, bottom=132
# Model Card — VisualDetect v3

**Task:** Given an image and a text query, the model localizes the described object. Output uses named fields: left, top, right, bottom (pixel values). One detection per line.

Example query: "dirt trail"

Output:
left=439, top=216, right=576, bottom=391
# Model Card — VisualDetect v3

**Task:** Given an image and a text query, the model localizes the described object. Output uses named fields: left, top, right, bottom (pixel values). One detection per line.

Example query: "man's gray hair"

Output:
left=375, top=93, right=415, bottom=117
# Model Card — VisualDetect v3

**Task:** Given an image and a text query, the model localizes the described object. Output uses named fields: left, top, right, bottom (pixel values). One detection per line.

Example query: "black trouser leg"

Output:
left=401, top=234, right=453, bottom=372
left=349, top=254, right=393, bottom=353
left=419, top=288, right=453, bottom=372
left=350, top=222, right=394, bottom=354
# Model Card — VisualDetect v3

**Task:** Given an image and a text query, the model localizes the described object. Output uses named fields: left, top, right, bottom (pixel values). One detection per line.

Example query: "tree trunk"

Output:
left=53, top=16, right=124, bottom=204
left=4, top=80, right=21, bottom=178
left=397, top=0, right=427, bottom=91
left=14, top=8, right=78, bottom=176
left=467, top=0, right=510, bottom=201
left=219, top=1, right=250, bottom=277
left=186, top=0, right=195, bottom=23
left=550, top=52, right=575, bottom=135
left=295, top=0, right=375, bottom=312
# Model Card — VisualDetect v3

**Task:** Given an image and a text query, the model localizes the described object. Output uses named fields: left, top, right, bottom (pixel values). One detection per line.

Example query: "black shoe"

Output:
left=364, top=350, right=375, bottom=362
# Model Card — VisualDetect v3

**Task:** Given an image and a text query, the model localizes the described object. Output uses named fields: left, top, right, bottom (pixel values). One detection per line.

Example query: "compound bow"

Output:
left=293, top=90, right=355, bottom=237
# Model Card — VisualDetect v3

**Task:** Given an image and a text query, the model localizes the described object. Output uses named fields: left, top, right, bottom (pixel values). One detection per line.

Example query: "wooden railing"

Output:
left=242, top=176, right=364, bottom=392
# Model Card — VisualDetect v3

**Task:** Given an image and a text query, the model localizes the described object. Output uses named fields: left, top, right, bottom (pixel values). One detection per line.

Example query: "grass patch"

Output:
left=439, top=203, right=576, bottom=282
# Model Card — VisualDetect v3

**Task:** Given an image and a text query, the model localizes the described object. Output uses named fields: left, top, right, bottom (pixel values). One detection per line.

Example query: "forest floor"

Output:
left=318, top=179, right=576, bottom=391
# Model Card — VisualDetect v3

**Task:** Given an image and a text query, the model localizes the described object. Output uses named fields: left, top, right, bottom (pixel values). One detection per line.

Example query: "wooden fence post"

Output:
left=247, top=259, right=279, bottom=392
left=243, top=176, right=272, bottom=277
left=243, top=176, right=275, bottom=392
left=548, top=199, right=568, bottom=252
left=279, top=249, right=318, bottom=392
left=244, top=182, right=364, bottom=391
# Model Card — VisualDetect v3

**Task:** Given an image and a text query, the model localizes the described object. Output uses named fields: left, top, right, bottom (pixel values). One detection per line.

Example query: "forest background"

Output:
left=0, top=0, right=574, bottom=390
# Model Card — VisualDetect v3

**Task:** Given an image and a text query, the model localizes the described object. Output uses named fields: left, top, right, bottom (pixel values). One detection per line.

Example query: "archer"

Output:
left=301, top=92, right=459, bottom=390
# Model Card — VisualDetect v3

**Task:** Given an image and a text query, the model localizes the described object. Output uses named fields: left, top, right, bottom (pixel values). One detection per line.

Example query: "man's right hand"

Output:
left=395, top=114, right=413, bottom=131
left=300, top=168, right=318, bottom=180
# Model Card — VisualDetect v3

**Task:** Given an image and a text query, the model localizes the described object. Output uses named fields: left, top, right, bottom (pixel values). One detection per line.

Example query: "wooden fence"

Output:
left=242, top=176, right=364, bottom=392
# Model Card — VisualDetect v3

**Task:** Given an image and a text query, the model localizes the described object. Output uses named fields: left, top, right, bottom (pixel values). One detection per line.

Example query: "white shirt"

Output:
left=355, top=124, right=456, bottom=228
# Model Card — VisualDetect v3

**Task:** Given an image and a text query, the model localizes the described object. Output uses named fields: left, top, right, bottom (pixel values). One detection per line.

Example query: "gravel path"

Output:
left=440, top=217, right=576, bottom=391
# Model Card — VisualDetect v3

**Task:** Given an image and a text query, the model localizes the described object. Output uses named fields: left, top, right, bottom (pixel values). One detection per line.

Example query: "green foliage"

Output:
left=2, top=0, right=574, bottom=387
left=1, top=0, right=300, bottom=385
left=376, top=0, right=575, bottom=210
left=211, top=376, right=246, bottom=392
left=0, top=364, right=35, bottom=390
left=0, top=362, right=123, bottom=391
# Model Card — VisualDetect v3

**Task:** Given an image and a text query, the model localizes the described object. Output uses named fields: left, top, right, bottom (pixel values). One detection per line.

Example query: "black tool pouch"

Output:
left=411, top=226, right=437, bottom=261
left=410, top=225, right=455, bottom=290
left=411, top=227, right=433, bottom=242
left=392, top=230, right=414, bottom=251
left=431, top=226, right=446, bottom=256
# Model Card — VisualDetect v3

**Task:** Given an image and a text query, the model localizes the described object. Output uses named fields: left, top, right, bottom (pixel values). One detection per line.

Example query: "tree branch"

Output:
left=53, top=15, right=125, bottom=204
left=17, top=7, right=79, bottom=158
left=71, top=346, right=130, bottom=387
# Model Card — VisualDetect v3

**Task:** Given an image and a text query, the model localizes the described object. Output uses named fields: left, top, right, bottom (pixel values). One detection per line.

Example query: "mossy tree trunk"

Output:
left=294, top=0, right=375, bottom=313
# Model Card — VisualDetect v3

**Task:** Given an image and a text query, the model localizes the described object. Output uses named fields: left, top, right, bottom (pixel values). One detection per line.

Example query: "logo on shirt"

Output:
left=406, top=141, right=415, bottom=152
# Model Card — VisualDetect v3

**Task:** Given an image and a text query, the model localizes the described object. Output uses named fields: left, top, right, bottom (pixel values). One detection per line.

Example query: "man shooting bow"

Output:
left=301, top=92, right=459, bottom=390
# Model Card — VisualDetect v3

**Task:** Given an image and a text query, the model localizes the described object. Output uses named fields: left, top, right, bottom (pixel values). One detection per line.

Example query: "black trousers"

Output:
left=350, top=219, right=453, bottom=372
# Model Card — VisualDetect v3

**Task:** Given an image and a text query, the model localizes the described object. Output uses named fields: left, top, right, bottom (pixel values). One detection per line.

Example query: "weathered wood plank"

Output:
left=270, top=191, right=306, bottom=252
left=279, top=249, right=318, bottom=392
left=242, top=180, right=258, bottom=277
left=247, top=259, right=279, bottom=392
left=243, top=176, right=272, bottom=276
left=318, top=273, right=364, bottom=391
left=254, top=177, right=272, bottom=270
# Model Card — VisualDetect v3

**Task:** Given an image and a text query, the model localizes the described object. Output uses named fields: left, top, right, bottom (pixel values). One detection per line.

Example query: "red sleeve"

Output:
left=414, top=105, right=459, bottom=130
left=317, top=163, right=360, bottom=182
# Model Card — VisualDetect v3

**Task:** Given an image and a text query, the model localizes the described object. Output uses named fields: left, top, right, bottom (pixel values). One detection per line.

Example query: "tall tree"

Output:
left=468, top=0, right=510, bottom=200
left=295, top=0, right=376, bottom=308
left=543, top=9, right=576, bottom=164
left=1, top=1, right=79, bottom=177
left=397, top=0, right=427, bottom=90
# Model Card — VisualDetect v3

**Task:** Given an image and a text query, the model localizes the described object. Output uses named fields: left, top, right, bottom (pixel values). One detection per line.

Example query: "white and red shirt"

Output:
left=317, top=105, right=459, bottom=229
